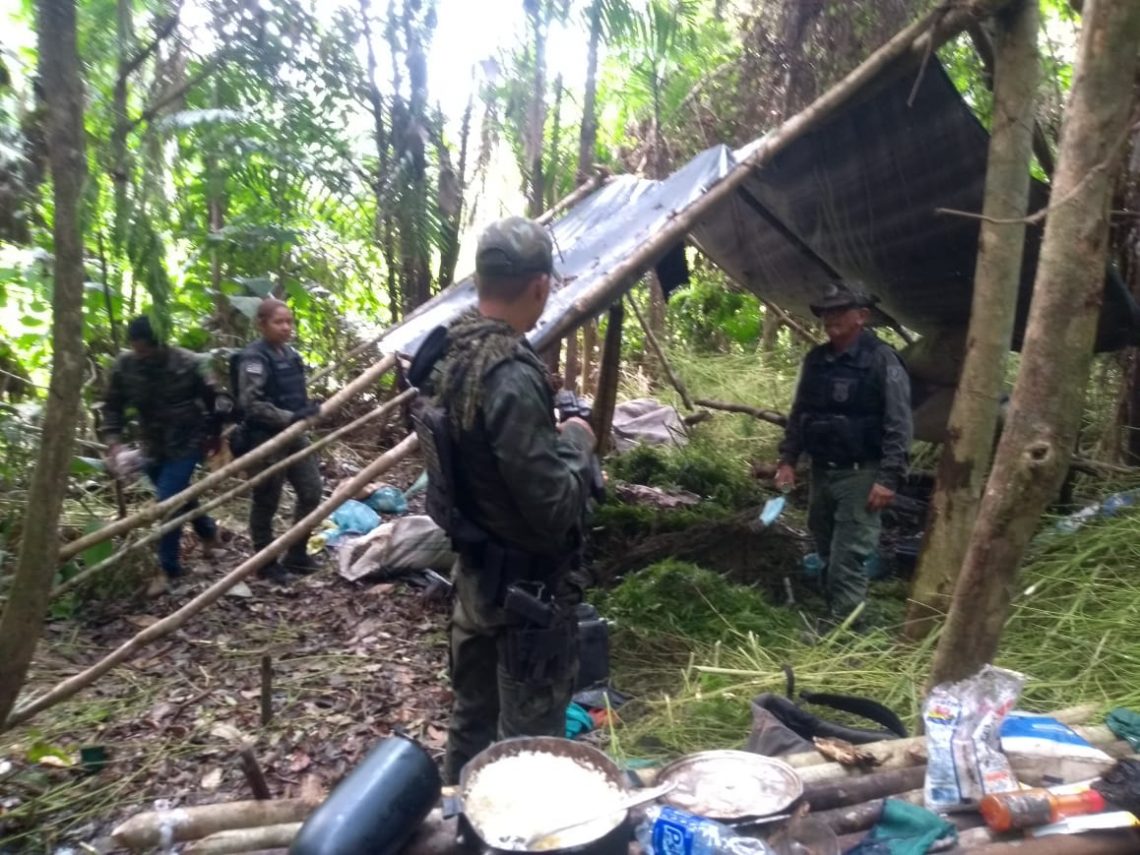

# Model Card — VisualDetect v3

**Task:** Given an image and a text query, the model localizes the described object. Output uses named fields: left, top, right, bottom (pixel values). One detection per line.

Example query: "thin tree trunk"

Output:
left=526, top=0, right=548, bottom=218
left=437, top=87, right=473, bottom=289
left=546, top=74, right=564, bottom=210
left=0, top=0, right=88, bottom=725
left=582, top=320, right=597, bottom=395
left=592, top=303, right=624, bottom=455
left=206, top=82, right=228, bottom=336
left=929, top=0, right=1140, bottom=686
left=761, top=305, right=782, bottom=351
left=564, top=329, right=579, bottom=392
left=109, top=0, right=132, bottom=252
left=904, top=0, right=1040, bottom=640
left=577, top=0, right=602, bottom=184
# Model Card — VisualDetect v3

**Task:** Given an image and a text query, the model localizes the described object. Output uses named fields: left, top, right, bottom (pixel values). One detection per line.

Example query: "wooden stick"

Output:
left=626, top=294, right=695, bottom=410
left=803, top=765, right=927, bottom=811
left=695, top=398, right=788, bottom=427
left=529, top=0, right=1017, bottom=352
left=760, top=299, right=821, bottom=346
left=259, top=655, right=273, bottom=727
left=53, top=390, right=414, bottom=597
left=239, top=746, right=271, bottom=800
left=60, top=354, right=397, bottom=560
left=582, top=320, right=597, bottom=396
left=591, top=304, right=624, bottom=455
left=5, top=434, right=419, bottom=729
left=537, top=171, right=609, bottom=225
left=111, top=799, right=314, bottom=850
left=184, top=822, right=302, bottom=854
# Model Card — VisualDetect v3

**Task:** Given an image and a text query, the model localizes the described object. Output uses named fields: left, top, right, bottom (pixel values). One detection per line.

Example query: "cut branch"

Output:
left=5, top=433, right=419, bottom=729
left=626, top=293, right=694, bottom=410
left=695, top=398, right=788, bottom=427
left=185, top=823, right=302, bottom=854
left=112, top=800, right=314, bottom=851
left=60, top=354, right=396, bottom=561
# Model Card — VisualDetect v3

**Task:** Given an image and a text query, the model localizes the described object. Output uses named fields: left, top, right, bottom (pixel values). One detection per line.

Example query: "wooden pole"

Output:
left=591, top=304, right=624, bottom=455
left=5, top=434, right=419, bottom=729
left=582, top=320, right=597, bottom=396
left=259, top=655, right=273, bottom=727
left=53, top=390, right=415, bottom=597
left=60, top=354, right=397, bottom=560
left=529, top=0, right=1018, bottom=353
left=626, top=293, right=694, bottom=410
left=536, top=171, right=608, bottom=226
left=564, top=328, right=580, bottom=392
left=239, top=746, right=271, bottom=800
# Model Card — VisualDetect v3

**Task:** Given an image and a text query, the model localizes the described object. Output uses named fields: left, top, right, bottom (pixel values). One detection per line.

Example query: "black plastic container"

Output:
left=290, top=734, right=441, bottom=855
left=575, top=603, right=610, bottom=691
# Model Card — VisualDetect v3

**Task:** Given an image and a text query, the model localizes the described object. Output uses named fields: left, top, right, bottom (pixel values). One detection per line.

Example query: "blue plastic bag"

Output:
left=330, top=500, right=381, bottom=537
left=802, top=553, right=824, bottom=579
left=365, top=485, right=409, bottom=515
left=565, top=702, right=594, bottom=739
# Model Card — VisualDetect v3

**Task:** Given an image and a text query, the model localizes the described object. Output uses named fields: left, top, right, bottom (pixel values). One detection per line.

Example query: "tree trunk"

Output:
left=928, top=0, right=1140, bottom=686
left=0, top=0, right=88, bottom=725
left=546, top=74, right=564, bottom=210
left=564, top=328, right=580, bottom=392
left=904, top=0, right=1040, bottom=640
left=526, top=0, right=548, bottom=218
left=576, top=0, right=602, bottom=184
left=109, top=0, right=133, bottom=252
left=207, top=82, right=229, bottom=338
left=437, top=87, right=473, bottom=289
left=761, top=304, right=782, bottom=351
left=592, top=303, right=624, bottom=455
left=582, top=320, right=597, bottom=395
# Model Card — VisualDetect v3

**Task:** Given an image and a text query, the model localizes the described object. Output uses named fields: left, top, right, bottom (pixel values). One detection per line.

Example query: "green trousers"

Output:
left=443, top=561, right=577, bottom=785
left=249, top=435, right=323, bottom=561
left=807, top=463, right=882, bottom=619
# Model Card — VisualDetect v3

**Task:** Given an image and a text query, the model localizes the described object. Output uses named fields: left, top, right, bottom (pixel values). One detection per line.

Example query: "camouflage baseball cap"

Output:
left=475, top=216, right=555, bottom=278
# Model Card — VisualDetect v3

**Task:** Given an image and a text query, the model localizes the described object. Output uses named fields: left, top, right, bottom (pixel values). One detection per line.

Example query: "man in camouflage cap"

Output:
left=775, top=282, right=912, bottom=627
left=407, top=216, right=596, bottom=783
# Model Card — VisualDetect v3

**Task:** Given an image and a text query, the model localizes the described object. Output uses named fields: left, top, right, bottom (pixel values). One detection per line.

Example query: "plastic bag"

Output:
left=364, top=485, right=409, bottom=515
left=329, top=500, right=381, bottom=540
left=924, top=665, right=1024, bottom=811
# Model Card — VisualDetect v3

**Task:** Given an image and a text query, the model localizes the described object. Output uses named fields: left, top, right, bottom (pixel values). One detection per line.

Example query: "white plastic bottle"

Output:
left=635, top=806, right=776, bottom=855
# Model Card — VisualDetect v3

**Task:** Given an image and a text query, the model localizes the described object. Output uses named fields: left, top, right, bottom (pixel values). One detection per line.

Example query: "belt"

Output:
left=815, top=459, right=875, bottom=471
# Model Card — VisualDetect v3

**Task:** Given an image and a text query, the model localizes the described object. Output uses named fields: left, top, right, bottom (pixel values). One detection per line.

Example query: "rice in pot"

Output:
left=463, top=750, right=625, bottom=851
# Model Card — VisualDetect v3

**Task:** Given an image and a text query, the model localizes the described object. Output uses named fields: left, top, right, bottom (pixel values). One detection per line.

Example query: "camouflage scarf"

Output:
left=439, top=308, right=525, bottom=433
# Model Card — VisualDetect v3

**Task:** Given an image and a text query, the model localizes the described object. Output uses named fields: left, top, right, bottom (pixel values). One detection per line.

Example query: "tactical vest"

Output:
left=243, top=339, right=308, bottom=414
left=798, top=331, right=895, bottom=465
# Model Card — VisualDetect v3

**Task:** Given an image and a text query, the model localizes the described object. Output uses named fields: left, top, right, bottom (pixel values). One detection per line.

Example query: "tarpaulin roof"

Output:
left=378, top=56, right=1139, bottom=360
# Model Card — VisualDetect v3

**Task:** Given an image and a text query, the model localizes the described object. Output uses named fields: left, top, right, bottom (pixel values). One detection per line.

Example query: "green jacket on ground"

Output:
left=100, top=347, right=217, bottom=462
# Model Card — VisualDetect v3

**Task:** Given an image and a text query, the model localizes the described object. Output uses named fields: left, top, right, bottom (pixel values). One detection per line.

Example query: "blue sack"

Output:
left=365, top=485, right=409, bottom=515
left=330, top=500, right=381, bottom=538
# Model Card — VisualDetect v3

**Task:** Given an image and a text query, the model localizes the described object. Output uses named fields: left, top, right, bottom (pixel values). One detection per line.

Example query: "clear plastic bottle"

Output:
left=635, top=805, right=775, bottom=855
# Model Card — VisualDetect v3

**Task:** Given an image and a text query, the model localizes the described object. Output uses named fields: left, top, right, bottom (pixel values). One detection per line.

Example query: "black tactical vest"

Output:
left=245, top=339, right=308, bottom=413
left=798, top=331, right=895, bottom=465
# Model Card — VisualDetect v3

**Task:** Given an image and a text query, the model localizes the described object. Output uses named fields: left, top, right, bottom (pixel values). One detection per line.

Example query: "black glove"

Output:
left=290, top=402, right=321, bottom=424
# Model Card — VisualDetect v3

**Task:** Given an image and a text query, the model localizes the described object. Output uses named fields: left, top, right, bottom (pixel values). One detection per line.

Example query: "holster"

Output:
left=499, top=608, right=578, bottom=685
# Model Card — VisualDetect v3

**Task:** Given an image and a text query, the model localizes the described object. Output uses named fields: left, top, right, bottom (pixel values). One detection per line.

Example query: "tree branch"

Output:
left=119, top=13, right=180, bottom=83
left=130, top=58, right=225, bottom=130
left=695, top=398, right=788, bottom=427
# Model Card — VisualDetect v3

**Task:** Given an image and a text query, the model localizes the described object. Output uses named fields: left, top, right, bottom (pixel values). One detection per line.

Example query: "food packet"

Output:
left=924, top=664, right=1025, bottom=811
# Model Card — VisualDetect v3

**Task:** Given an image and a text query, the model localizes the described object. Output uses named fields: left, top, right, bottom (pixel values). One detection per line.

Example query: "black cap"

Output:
left=809, top=283, right=876, bottom=317
left=126, top=315, right=158, bottom=345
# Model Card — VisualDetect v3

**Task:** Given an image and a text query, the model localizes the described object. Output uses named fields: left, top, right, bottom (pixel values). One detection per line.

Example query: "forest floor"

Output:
left=0, top=448, right=454, bottom=853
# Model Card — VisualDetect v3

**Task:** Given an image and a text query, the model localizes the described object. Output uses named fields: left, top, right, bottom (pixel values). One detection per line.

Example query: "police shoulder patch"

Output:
left=245, top=360, right=265, bottom=375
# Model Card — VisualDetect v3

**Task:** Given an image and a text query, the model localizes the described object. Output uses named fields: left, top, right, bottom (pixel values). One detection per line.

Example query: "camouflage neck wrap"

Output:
left=439, top=308, right=525, bottom=433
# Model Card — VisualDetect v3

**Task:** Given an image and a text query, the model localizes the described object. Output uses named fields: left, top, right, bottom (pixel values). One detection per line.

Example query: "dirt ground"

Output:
left=0, top=457, right=451, bottom=853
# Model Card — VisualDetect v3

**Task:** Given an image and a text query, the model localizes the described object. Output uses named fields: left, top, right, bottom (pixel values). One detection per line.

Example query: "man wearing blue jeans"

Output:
left=101, top=316, right=224, bottom=591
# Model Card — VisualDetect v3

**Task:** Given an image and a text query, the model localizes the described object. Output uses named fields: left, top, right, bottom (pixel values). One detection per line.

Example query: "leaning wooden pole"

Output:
left=60, top=354, right=397, bottom=560
left=626, top=293, right=695, bottom=410
left=53, top=389, right=416, bottom=597
left=530, top=0, right=1017, bottom=352
left=5, top=434, right=419, bottom=729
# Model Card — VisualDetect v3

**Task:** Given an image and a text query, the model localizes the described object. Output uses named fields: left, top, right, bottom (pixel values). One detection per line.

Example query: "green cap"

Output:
left=476, top=216, right=555, bottom=278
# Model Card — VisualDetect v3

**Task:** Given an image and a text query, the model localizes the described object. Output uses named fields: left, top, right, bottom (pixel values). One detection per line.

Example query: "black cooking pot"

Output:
left=454, top=736, right=632, bottom=855
left=290, top=733, right=441, bottom=855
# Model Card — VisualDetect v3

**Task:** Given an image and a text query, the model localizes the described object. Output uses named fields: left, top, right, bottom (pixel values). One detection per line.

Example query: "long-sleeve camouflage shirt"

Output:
left=100, top=347, right=217, bottom=462
left=425, top=329, right=595, bottom=558
left=779, top=330, right=913, bottom=490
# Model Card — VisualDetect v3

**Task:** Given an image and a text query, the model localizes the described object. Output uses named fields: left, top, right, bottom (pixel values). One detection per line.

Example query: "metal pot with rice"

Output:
left=456, top=737, right=633, bottom=854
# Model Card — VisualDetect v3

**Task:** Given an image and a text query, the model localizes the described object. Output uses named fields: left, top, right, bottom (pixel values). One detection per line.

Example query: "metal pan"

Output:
left=656, top=750, right=804, bottom=823
left=457, top=736, right=632, bottom=855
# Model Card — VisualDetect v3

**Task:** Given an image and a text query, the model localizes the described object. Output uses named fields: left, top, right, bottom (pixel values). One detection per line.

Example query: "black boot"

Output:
left=284, top=550, right=320, bottom=576
left=257, top=559, right=289, bottom=585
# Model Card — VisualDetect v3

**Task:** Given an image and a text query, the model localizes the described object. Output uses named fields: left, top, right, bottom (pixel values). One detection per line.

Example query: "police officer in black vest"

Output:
left=775, top=284, right=912, bottom=625
left=237, top=298, right=323, bottom=584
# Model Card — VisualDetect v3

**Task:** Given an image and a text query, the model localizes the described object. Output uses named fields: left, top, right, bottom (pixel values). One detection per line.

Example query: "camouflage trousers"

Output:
left=249, top=435, right=323, bottom=561
left=443, top=561, right=578, bottom=785
left=808, top=463, right=882, bottom=620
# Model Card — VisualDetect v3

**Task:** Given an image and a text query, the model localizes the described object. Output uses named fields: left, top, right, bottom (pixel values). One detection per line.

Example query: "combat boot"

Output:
left=284, top=550, right=320, bottom=576
left=257, top=560, right=289, bottom=585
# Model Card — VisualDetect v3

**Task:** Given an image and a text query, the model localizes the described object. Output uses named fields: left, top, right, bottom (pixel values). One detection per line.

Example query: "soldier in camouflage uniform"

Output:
left=776, top=285, right=913, bottom=625
left=236, top=298, right=323, bottom=585
left=100, top=315, right=222, bottom=587
left=408, top=217, right=597, bottom=784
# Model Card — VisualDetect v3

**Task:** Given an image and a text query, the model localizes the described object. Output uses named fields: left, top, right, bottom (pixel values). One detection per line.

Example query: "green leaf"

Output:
left=19, top=315, right=43, bottom=326
left=27, top=741, right=72, bottom=765
left=234, top=276, right=275, bottom=297
left=80, top=518, right=114, bottom=568
left=71, top=456, right=106, bottom=476
left=227, top=295, right=264, bottom=319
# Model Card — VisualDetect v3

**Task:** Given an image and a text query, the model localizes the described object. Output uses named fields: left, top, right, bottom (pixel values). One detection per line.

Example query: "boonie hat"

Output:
left=475, top=217, right=555, bottom=278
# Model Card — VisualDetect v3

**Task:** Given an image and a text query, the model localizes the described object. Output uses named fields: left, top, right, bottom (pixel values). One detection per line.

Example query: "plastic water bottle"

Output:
left=635, top=806, right=775, bottom=855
